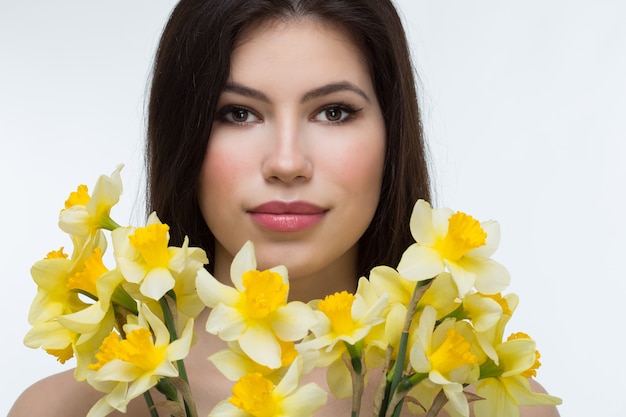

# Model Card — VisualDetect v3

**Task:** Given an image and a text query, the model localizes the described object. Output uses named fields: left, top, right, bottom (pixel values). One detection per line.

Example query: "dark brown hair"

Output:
left=147, top=0, right=431, bottom=277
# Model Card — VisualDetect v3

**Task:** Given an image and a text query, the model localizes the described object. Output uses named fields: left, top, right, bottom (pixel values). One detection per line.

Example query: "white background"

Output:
left=1, top=1, right=624, bottom=415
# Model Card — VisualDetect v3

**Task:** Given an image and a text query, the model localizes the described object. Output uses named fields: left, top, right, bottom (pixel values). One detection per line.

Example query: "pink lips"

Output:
left=248, top=201, right=327, bottom=232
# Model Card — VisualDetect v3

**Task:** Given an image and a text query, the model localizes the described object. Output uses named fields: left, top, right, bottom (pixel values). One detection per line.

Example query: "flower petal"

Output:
left=397, top=244, right=445, bottom=281
left=206, top=304, right=246, bottom=340
left=140, top=267, right=175, bottom=300
left=230, top=241, right=256, bottom=290
left=409, top=199, right=437, bottom=244
left=196, top=268, right=240, bottom=308
left=239, top=325, right=281, bottom=369
left=272, top=302, right=318, bottom=341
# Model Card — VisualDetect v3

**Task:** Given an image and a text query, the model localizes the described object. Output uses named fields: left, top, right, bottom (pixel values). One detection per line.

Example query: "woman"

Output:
left=9, top=1, right=559, bottom=416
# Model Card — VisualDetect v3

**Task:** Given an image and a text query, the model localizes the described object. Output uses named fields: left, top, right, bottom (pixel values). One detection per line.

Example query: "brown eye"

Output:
left=325, top=107, right=342, bottom=122
left=313, top=104, right=361, bottom=124
left=231, top=109, right=250, bottom=123
left=218, top=106, right=260, bottom=125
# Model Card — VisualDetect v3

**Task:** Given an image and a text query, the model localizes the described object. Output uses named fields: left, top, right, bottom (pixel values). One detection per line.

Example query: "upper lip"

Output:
left=248, top=201, right=327, bottom=214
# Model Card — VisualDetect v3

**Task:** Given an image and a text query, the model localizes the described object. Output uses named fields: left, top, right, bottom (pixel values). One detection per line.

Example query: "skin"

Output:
left=198, top=18, right=386, bottom=303
left=8, top=18, right=560, bottom=417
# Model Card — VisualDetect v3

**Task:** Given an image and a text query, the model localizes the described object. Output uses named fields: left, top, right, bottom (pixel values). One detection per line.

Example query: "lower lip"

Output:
left=249, top=212, right=326, bottom=232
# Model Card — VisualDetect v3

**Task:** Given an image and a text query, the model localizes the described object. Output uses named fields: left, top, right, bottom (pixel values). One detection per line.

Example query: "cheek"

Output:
left=200, top=131, right=256, bottom=195
left=197, top=137, right=245, bottom=223
left=323, top=128, right=386, bottom=203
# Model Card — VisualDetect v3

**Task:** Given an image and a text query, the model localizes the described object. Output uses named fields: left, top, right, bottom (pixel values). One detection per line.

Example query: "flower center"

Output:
left=128, top=223, right=171, bottom=269
left=278, top=340, right=298, bottom=367
left=317, top=291, right=356, bottom=335
left=507, top=332, right=542, bottom=378
left=240, top=270, right=288, bottom=320
left=64, top=184, right=90, bottom=209
left=433, top=211, right=487, bottom=261
left=67, top=247, right=108, bottom=297
left=45, top=247, right=68, bottom=259
left=90, top=328, right=165, bottom=372
left=483, top=292, right=512, bottom=315
left=45, top=344, right=74, bottom=364
left=230, top=373, right=278, bottom=417
left=429, top=328, right=477, bottom=375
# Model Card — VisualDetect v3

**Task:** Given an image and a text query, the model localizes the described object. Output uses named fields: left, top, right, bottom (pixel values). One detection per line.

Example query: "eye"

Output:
left=217, top=106, right=261, bottom=125
left=313, top=104, right=361, bottom=124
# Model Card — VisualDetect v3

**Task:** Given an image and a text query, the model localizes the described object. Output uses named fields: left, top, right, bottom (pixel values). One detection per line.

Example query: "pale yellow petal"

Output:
left=196, top=268, right=240, bottom=308
left=272, top=302, right=318, bottom=341
left=398, top=244, right=445, bottom=281
left=139, top=267, right=175, bottom=300
left=281, top=384, right=328, bottom=416
left=325, top=357, right=353, bottom=398
left=205, top=304, right=246, bottom=340
left=409, top=199, right=438, bottom=244
left=230, top=241, right=257, bottom=290
left=58, top=303, right=108, bottom=334
left=209, top=349, right=253, bottom=381
left=239, top=325, right=281, bottom=369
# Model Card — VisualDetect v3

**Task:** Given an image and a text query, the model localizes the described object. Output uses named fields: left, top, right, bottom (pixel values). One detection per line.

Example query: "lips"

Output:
left=247, top=201, right=328, bottom=232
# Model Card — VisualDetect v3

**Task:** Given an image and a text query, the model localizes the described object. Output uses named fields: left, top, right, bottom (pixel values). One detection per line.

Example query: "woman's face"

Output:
left=198, top=18, right=386, bottom=299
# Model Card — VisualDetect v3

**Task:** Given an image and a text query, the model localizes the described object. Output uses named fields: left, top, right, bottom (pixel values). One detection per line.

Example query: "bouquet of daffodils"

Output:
left=24, top=166, right=561, bottom=417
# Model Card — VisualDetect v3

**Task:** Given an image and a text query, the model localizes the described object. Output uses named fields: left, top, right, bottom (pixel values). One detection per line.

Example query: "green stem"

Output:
left=159, top=294, right=193, bottom=416
left=101, top=215, right=121, bottom=231
left=112, top=286, right=139, bottom=315
left=143, top=390, right=160, bottom=417
left=345, top=341, right=363, bottom=374
left=159, top=295, right=191, bottom=384
left=387, top=278, right=433, bottom=417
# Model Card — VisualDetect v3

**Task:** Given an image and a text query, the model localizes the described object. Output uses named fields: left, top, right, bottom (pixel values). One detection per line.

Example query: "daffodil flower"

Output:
left=409, top=306, right=480, bottom=417
left=300, top=278, right=387, bottom=398
left=196, top=241, right=318, bottom=369
left=24, top=237, right=122, bottom=378
left=475, top=333, right=562, bottom=417
left=86, top=304, right=194, bottom=417
left=209, top=356, right=327, bottom=417
left=310, top=278, right=388, bottom=352
left=209, top=339, right=319, bottom=386
left=59, top=165, right=123, bottom=237
left=113, top=212, right=192, bottom=300
left=397, top=199, right=510, bottom=297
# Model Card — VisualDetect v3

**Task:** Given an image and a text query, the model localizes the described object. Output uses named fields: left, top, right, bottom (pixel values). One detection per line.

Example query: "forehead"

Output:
left=228, top=18, right=372, bottom=95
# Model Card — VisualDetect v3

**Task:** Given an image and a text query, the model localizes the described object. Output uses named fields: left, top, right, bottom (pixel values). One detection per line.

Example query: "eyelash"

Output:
left=314, top=103, right=363, bottom=124
left=215, top=105, right=261, bottom=126
left=215, top=103, right=363, bottom=126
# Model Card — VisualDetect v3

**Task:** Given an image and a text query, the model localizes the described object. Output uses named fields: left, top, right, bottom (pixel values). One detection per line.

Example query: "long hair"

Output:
left=147, top=0, right=431, bottom=277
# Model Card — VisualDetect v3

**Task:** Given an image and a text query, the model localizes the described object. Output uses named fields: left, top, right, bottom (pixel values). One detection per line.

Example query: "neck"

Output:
left=211, top=242, right=359, bottom=302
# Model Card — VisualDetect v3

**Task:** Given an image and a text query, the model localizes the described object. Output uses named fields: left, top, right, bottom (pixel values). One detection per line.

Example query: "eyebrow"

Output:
left=222, top=81, right=371, bottom=103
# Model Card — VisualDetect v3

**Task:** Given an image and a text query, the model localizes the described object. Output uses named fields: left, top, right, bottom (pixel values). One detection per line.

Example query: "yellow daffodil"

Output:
left=196, top=241, right=318, bottom=369
left=123, top=243, right=209, bottom=328
left=462, top=292, right=515, bottom=333
left=113, top=212, right=192, bottom=300
left=409, top=306, right=480, bottom=417
left=397, top=199, right=510, bottom=297
left=475, top=333, right=561, bottom=417
left=474, top=293, right=519, bottom=364
left=24, top=236, right=121, bottom=378
left=209, top=339, right=317, bottom=386
left=86, top=304, right=194, bottom=417
left=299, top=278, right=387, bottom=398
left=209, top=356, right=327, bottom=417
left=59, top=165, right=123, bottom=237
left=310, top=279, right=388, bottom=351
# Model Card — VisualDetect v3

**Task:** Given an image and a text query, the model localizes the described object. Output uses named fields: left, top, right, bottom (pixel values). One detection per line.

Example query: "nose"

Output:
left=262, top=119, right=313, bottom=184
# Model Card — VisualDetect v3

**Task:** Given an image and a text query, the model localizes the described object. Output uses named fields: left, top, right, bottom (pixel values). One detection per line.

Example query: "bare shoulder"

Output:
left=7, top=370, right=150, bottom=417
left=8, top=370, right=99, bottom=417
